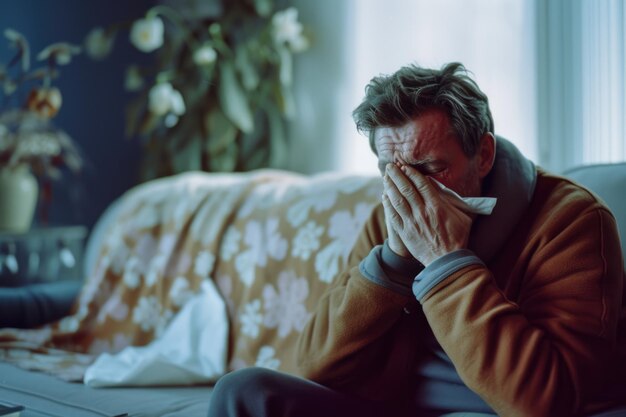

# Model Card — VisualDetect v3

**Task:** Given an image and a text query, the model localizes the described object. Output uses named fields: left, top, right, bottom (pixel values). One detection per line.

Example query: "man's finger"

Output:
left=386, top=164, right=425, bottom=213
left=383, top=172, right=414, bottom=219
left=382, top=192, right=404, bottom=229
left=400, top=164, right=439, bottom=202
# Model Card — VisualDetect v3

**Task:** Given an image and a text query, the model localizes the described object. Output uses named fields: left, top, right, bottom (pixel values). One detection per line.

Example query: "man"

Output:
left=208, top=63, right=626, bottom=417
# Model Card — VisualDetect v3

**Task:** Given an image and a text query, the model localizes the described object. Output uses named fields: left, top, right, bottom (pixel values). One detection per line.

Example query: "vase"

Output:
left=0, top=165, right=39, bottom=233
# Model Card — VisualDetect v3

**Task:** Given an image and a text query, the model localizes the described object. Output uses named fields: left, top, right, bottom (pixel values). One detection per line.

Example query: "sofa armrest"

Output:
left=0, top=280, right=81, bottom=328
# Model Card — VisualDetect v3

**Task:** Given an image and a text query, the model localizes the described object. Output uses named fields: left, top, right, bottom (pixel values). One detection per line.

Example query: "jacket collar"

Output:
left=468, top=136, right=537, bottom=262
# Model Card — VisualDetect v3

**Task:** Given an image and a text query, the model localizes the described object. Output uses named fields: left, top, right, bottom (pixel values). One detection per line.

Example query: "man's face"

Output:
left=373, top=108, right=487, bottom=197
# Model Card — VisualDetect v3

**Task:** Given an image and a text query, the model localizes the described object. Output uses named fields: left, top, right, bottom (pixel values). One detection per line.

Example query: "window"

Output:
left=339, top=0, right=537, bottom=173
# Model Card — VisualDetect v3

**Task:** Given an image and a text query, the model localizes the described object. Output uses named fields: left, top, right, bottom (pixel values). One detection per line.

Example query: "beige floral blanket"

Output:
left=0, top=169, right=382, bottom=382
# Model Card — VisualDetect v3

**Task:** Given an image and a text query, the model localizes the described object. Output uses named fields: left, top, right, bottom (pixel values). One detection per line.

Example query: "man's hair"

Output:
left=352, top=62, right=494, bottom=157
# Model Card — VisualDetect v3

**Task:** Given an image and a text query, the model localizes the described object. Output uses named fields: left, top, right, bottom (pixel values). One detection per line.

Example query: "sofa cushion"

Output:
left=563, top=163, right=626, bottom=267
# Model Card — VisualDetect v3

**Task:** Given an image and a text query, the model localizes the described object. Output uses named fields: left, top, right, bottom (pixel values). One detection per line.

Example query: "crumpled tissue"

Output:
left=84, top=280, right=228, bottom=387
left=430, top=178, right=497, bottom=215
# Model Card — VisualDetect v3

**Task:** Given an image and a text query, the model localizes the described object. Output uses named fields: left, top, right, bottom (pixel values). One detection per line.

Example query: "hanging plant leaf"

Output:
left=204, top=108, right=237, bottom=155
left=172, top=133, right=201, bottom=173
left=238, top=109, right=267, bottom=166
left=277, top=45, right=292, bottom=87
left=265, top=103, right=287, bottom=168
left=243, top=146, right=268, bottom=171
left=218, top=60, right=254, bottom=134
left=253, top=0, right=273, bottom=17
left=211, top=140, right=238, bottom=172
left=274, top=83, right=296, bottom=119
left=235, top=44, right=260, bottom=91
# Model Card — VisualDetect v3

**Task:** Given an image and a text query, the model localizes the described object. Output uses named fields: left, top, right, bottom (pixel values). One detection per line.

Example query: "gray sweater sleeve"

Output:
left=358, top=240, right=424, bottom=297
left=412, top=249, right=484, bottom=302
left=360, top=243, right=484, bottom=301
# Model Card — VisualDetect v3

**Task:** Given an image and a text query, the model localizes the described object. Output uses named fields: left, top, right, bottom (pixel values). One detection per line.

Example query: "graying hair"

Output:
left=352, top=62, right=494, bottom=157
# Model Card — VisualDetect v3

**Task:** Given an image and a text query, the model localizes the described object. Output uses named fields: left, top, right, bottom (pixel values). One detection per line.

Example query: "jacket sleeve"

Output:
left=296, top=205, right=420, bottom=402
left=420, top=207, right=624, bottom=417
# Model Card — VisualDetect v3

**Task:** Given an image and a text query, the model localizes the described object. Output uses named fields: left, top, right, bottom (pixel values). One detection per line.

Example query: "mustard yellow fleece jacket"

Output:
left=297, top=169, right=626, bottom=417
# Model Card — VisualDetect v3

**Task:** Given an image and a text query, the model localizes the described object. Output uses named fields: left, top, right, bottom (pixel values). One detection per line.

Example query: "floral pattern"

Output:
left=262, top=271, right=310, bottom=338
left=291, top=221, right=324, bottom=260
left=0, top=170, right=382, bottom=381
left=240, top=299, right=263, bottom=339
left=255, top=346, right=281, bottom=370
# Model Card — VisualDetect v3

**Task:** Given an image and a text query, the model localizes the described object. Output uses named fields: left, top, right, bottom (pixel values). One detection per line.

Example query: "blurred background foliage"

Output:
left=85, top=0, right=310, bottom=180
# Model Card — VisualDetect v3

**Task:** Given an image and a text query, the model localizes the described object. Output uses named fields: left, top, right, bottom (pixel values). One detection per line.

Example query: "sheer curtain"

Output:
left=537, top=0, right=626, bottom=172
left=580, top=0, right=626, bottom=167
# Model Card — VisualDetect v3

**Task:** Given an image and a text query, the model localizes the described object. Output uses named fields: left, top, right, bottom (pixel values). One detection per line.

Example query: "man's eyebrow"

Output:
left=402, top=158, right=439, bottom=168
left=404, top=159, right=446, bottom=171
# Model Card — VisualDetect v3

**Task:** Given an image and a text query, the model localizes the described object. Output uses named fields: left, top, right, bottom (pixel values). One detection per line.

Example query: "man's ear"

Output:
left=477, top=132, right=496, bottom=179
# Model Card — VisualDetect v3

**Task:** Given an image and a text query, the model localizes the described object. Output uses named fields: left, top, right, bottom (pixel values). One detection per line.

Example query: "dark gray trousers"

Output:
left=207, top=367, right=626, bottom=417
left=207, top=367, right=410, bottom=417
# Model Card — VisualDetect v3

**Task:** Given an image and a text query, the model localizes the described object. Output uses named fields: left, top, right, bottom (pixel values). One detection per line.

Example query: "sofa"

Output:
left=0, top=169, right=383, bottom=416
left=0, top=163, right=624, bottom=417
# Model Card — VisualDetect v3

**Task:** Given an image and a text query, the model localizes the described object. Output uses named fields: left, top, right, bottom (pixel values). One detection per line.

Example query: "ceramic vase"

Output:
left=0, top=165, right=39, bottom=233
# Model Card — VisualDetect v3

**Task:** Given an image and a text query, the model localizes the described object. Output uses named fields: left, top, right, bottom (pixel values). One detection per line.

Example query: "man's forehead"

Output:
left=374, top=124, right=418, bottom=143
left=374, top=112, right=455, bottom=143
left=374, top=125, right=458, bottom=153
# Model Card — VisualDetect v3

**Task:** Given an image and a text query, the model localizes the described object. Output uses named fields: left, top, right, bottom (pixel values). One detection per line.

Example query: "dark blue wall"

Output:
left=0, top=0, right=155, bottom=230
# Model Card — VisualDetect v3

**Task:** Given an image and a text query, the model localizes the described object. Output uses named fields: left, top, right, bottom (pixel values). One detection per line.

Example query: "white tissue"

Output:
left=430, top=178, right=497, bottom=215
left=84, top=280, right=228, bottom=387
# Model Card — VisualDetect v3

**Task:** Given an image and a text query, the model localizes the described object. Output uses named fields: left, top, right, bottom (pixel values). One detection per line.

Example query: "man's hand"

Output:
left=382, top=191, right=412, bottom=258
left=382, top=163, right=472, bottom=266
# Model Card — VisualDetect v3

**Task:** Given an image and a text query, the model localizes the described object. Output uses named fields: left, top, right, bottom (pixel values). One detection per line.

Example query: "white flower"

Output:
left=272, top=7, right=308, bottom=52
left=315, top=241, right=343, bottom=283
left=125, top=66, right=144, bottom=91
left=96, top=292, right=129, bottom=323
left=145, top=254, right=167, bottom=287
left=262, top=270, right=310, bottom=338
left=193, top=44, right=217, bottom=66
left=57, top=315, right=80, bottom=333
left=130, top=16, right=164, bottom=53
left=291, top=221, right=324, bottom=260
left=241, top=218, right=287, bottom=268
left=37, top=42, right=81, bottom=65
left=234, top=249, right=256, bottom=286
left=84, top=27, right=114, bottom=60
left=169, top=276, right=194, bottom=307
left=220, top=227, right=241, bottom=261
left=288, top=34, right=309, bottom=53
left=314, top=203, right=374, bottom=283
left=122, top=256, right=142, bottom=289
left=15, top=133, right=62, bottom=157
left=88, top=333, right=130, bottom=355
left=255, top=346, right=280, bottom=370
left=240, top=299, right=263, bottom=338
left=132, top=295, right=162, bottom=332
left=194, top=251, right=215, bottom=278
left=286, top=191, right=337, bottom=227
left=328, top=202, right=373, bottom=247
left=266, top=218, right=288, bottom=260
left=148, top=82, right=186, bottom=117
